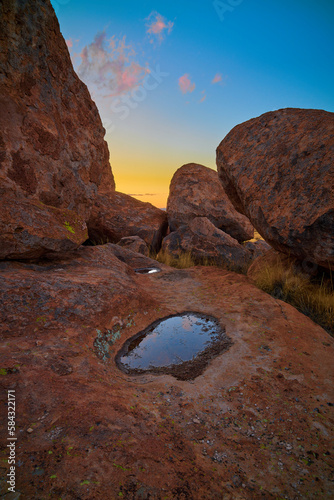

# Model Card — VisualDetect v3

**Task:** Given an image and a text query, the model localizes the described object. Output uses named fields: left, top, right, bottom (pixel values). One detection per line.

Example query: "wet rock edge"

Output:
left=115, top=311, right=233, bottom=381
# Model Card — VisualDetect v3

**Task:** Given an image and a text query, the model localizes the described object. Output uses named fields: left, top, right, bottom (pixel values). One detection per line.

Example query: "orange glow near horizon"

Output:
left=114, top=175, right=169, bottom=209
left=107, top=131, right=217, bottom=209
left=110, top=145, right=175, bottom=209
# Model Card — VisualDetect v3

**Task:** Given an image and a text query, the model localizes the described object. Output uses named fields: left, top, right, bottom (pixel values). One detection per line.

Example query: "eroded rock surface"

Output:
left=88, top=192, right=168, bottom=252
left=167, top=163, right=253, bottom=241
left=216, top=108, right=334, bottom=269
left=117, top=235, right=150, bottom=256
left=162, top=216, right=251, bottom=271
left=0, top=256, right=333, bottom=499
left=244, top=239, right=272, bottom=260
left=0, top=245, right=151, bottom=337
left=0, top=0, right=115, bottom=258
left=108, top=243, right=164, bottom=270
left=0, top=195, right=88, bottom=260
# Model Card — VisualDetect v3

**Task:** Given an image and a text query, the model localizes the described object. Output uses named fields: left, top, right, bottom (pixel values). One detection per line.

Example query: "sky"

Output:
left=51, top=0, right=334, bottom=209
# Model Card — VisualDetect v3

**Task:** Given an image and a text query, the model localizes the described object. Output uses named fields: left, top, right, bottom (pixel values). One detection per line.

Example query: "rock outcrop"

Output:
left=0, top=195, right=88, bottom=260
left=109, top=243, right=163, bottom=269
left=88, top=192, right=168, bottom=252
left=167, top=163, right=253, bottom=242
left=161, top=217, right=251, bottom=270
left=244, top=239, right=271, bottom=260
left=216, top=108, right=334, bottom=269
left=0, top=244, right=151, bottom=337
left=1, top=253, right=333, bottom=499
left=117, top=236, right=150, bottom=257
left=0, top=0, right=115, bottom=258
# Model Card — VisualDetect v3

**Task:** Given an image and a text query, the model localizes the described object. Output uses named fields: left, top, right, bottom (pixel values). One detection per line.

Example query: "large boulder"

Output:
left=161, top=216, right=251, bottom=270
left=0, top=195, right=88, bottom=260
left=88, top=192, right=168, bottom=252
left=216, top=108, right=334, bottom=269
left=167, top=163, right=254, bottom=242
left=0, top=0, right=115, bottom=258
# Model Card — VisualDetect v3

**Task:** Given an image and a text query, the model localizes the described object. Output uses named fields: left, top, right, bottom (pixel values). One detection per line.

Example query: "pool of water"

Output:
left=135, top=267, right=161, bottom=274
left=115, top=312, right=231, bottom=380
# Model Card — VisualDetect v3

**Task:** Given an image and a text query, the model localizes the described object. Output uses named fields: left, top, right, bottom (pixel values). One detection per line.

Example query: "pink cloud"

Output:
left=199, top=91, right=207, bottom=103
left=146, top=12, right=174, bottom=43
left=75, top=31, right=149, bottom=98
left=178, top=74, right=195, bottom=94
left=212, top=73, right=223, bottom=84
left=66, top=38, right=73, bottom=48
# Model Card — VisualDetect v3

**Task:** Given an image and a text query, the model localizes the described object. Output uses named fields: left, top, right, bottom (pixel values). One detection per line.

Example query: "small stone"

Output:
left=27, top=428, right=33, bottom=433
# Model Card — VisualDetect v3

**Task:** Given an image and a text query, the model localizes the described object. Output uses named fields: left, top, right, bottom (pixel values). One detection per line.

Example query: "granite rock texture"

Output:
left=117, top=236, right=150, bottom=257
left=217, top=108, right=334, bottom=269
left=88, top=192, right=168, bottom=252
left=167, top=163, right=253, bottom=242
left=162, top=216, right=251, bottom=270
left=0, top=0, right=114, bottom=258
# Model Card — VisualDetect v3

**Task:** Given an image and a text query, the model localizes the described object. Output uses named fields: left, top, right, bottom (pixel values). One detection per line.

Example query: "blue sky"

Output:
left=51, top=0, right=334, bottom=208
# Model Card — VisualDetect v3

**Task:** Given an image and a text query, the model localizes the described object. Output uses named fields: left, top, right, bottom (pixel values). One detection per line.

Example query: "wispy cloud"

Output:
left=75, top=31, right=149, bottom=98
left=212, top=73, right=223, bottom=84
left=66, top=38, right=73, bottom=48
left=199, top=90, right=207, bottom=103
left=178, top=74, right=195, bottom=94
left=146, top=11, right=174, bottom=44
left=128, top=193, right=157, bottom=197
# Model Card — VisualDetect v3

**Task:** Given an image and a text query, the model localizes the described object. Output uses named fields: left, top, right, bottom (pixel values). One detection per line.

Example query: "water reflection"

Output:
left=117, top=313, right=222, bottom=371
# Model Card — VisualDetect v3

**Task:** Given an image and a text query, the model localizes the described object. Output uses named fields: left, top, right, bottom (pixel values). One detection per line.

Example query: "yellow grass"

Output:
left=153, top=249, right=197, bottom=269
left=253, top=260, right=334, bottom=335
left=152, top=249, right=250, bottom=274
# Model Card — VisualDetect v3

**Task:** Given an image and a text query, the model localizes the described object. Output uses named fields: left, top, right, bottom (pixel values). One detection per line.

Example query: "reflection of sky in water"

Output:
left=135, top=267, right=161, bottom=274
left=120, top=314, right=219, bottom=370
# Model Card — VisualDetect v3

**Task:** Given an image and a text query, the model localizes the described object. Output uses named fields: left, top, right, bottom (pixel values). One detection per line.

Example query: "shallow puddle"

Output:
left=135, top=267, right=161, bottom=274
left=115, top=312, right=231, bottom=380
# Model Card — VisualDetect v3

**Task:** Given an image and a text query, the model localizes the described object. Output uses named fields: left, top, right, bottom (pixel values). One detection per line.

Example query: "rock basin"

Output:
left=115, top=312, right=232, bottom=380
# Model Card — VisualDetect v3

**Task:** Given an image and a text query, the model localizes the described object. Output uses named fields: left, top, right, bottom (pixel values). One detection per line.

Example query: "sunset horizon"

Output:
left=51, top=0, right=334, bottom=208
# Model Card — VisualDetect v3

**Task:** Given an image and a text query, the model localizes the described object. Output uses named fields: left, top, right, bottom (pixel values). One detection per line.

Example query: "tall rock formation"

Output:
left=216, top=108, right=334, bottom=269
left=0, top=0, right=115, bottom=258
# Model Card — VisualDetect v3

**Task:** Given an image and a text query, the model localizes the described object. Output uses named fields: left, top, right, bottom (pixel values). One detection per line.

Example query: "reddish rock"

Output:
left=161, top=216, right=251, bottom=270
left=216, top=108, right=334, bottom=269
left=117, top=236, right=150, bottom=256
left=0, top=244, right=152, bottom=337
left=0, top=0, right=115, bottom=258
left=109, top=243, right=164, bottom=270
left=0, top=195, right=88, bottom=260
left=167, top=163, right=253, bottom=241
left=88, top=192, right=168, bottom=252
left=244, top=239, right=272, bottom=260
left=0, top=255, right=333, bottom=498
